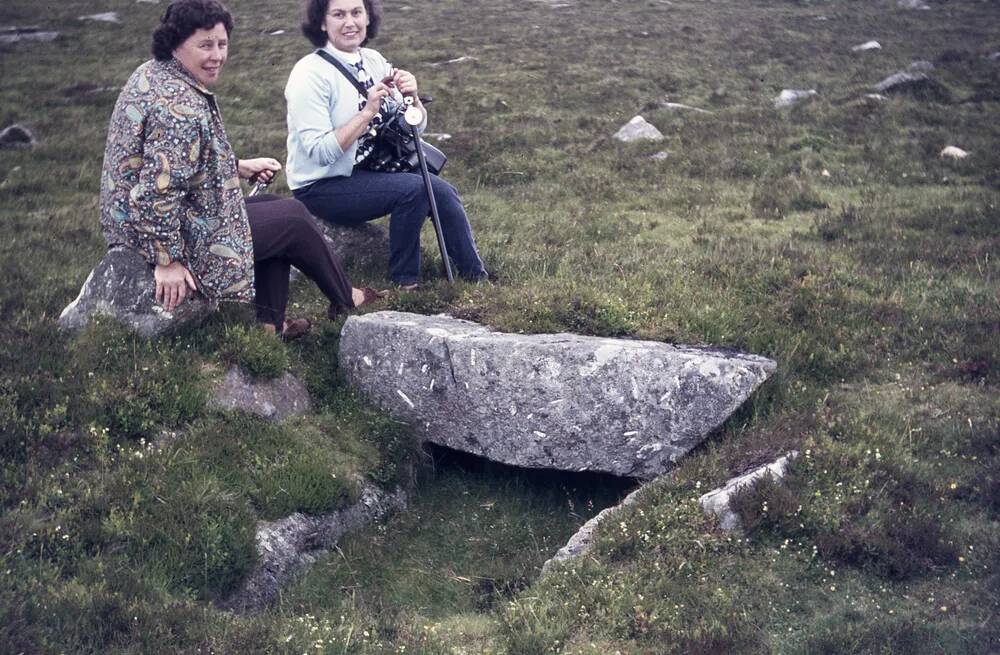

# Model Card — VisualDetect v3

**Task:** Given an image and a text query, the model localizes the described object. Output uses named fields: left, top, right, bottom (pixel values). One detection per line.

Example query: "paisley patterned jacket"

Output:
left=100, top=58, right=254, bottom=301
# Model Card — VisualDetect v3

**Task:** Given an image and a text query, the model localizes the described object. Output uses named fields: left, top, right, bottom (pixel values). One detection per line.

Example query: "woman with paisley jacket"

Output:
left=100, top=0, right=382, bottom=338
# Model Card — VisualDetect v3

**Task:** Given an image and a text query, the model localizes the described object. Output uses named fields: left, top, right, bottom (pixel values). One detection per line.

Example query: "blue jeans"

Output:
left=293, top=170, right=487, bottom=285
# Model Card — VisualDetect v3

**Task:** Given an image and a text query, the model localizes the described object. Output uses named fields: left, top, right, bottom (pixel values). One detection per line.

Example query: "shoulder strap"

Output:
left=315, top=49, right=369, bottom=96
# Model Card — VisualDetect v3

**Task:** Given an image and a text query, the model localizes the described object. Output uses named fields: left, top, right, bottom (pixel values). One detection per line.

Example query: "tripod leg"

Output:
left=410, top=124, right=454, bottom=282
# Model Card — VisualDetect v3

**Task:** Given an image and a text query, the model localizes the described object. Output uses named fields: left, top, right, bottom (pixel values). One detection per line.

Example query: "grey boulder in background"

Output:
left=339, top=312, right=777, bottom=479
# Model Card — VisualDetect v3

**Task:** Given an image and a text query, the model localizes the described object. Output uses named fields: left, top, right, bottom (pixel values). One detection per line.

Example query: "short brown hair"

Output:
left=300, top=0, right=383, bottom=48
left=152, top=0, right=234, bottom=61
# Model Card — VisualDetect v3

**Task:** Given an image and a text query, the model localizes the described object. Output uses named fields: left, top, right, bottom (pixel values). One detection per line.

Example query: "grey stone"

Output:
left=698, top=452, right=798, bottom=532
left=225, top=483, right=406, bottom=613
left=208, top=366, right=312, bottom=422
left=542, top=485, right=644, bottom=574
left=774, top=89, right=817, bottom=109
left=0, top=26, right=59, bottom=44
left=59, top=247, right=217, bottom=337
left=613, top=115, right=664, bottom=142
left=851, top=40, right=881, bottom=52
left=658, top=99, right=714, bottom=114
left=0, top=124, right=36, bottom=149
left=909, top=59, right=935, bottom=72
left=990, top=52, right=1000, bottom=61
left=872, top=71, right=949, bottom=100
left=315, top=219, right=390, bottom=273
left=897, top=0, right=930, bottom=8
left=78, top=12, right=122, bottom=23
left=650, top=151, right=670, bottom=161
left=339, top=312, right=777, bottom=479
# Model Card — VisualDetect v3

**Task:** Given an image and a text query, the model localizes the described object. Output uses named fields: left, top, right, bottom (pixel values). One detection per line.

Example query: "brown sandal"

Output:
left=355, top=286, right=389, bottom=309
left=280, top=317, right=312, bottom=340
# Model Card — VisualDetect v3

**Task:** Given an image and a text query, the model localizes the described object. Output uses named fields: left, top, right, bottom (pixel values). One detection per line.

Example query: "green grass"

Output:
left=2, top=0, right=999, bottom=652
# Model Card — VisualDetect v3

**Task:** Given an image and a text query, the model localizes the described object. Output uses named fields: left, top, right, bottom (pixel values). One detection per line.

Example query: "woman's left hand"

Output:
left=238, top=157, right=282, bottom=183
left=391, top=68, right=419, bottom=98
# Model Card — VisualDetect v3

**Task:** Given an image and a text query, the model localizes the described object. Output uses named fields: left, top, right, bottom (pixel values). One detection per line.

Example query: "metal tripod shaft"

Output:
left=410, top=123, right=454, bottom=282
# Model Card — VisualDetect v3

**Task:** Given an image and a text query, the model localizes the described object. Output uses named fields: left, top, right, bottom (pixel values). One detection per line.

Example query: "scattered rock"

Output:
left=542, top=485, right=644, bottom=574
left=872, top=71, right=950, bottom=101
left=658, top=98, right=714, bottom=114
left=339, top=312, right=777, bottom=479
left=774, top=89, right=817, bottom=109
left=940, top=145, right=969, bottom=159
left=908, top=59, right=935, bottom=72
left=851, top=40, right=882, bottom=52
left=650, top=151, right=670, bottom=161
left=613, top=115, right=664, bottom=142
left=208, top=366, right=312, bottom=422
left=0, top=124, right=36, bottom=149
left=315, top=219, right=390, bottom=273
left=430, top=55, right=476, bottom=67
left=821, top=169, right=831, bottom=177
left=59, top=247, right=217, bottom=337
left=78, top=12, right=121, bottom=23
left=897, top=0, right=930, bottom=8
left=136, top=0, right=161, bottom=4
left=698, top=452, right=798, bottom=532
left=864, top=93, right=889, bottom=101
left=224, top=483, right=406, bottom=613
left=268, top=29, right=285, bottom=35
left=0, top=26, right=59, bottom=44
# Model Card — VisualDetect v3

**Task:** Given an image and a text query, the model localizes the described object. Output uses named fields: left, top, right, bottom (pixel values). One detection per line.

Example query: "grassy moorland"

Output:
left=1, top=0, right=999, bottom=652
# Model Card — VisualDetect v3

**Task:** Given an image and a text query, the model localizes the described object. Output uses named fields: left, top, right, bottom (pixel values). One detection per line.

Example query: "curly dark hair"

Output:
left=151, top=0, right=234, bottom=61
left=301, top=0, right=383, bottom=48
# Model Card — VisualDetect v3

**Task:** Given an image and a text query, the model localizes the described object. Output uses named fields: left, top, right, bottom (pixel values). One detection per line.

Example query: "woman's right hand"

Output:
left=154, top=261, right=197, bottom=312
left=362, top=81, right=392, bottom=118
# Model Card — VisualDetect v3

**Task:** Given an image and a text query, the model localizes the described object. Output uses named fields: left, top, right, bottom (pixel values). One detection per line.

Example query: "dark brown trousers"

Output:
left=246, top=194, right=353, bottom=329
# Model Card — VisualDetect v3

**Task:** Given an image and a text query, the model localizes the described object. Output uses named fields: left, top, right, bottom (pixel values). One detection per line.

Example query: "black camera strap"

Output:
left=315, top=49, right=376, bottom=98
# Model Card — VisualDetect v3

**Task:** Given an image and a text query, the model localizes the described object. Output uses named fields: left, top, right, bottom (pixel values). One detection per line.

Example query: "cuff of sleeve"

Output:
left=148, top=240, right=184, bottom=267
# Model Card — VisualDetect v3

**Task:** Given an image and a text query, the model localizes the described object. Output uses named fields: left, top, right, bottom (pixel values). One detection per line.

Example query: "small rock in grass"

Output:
left=78, top=12, right=122, bottom=23
left=0, top=124, right=36, bottom=149
left=908, top=60, right=935, bottom=72
left=864, top=93, right=889, bottom=101
left=851, top=40, right=882, bottom=52
left=423, top=132, right=452, bottom=141
left=429, top=55, right=476, bottom=67
left=774, top=89, right=817, bottom=109
left=658, top=98, right=714, bottom=114
left=940, top=146, right=969, bottom=159
left=268, top=29, right=285, bottom=35
left=613, top=115, right=664, bottom=142
left=897, top=0, right=930, bottom=9
left=821, top=169, right=831, bottom=177
left=650, top=151, right=669, bottom=160
left=0, top=26, right=59, bottom=44
left=872, top=71, right=949, bottom=101
left=208, top=366, right=312, bottom=422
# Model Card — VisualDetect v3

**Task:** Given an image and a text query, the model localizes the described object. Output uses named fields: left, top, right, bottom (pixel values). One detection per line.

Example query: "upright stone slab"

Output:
left=339, top=312, right=777, bottom=479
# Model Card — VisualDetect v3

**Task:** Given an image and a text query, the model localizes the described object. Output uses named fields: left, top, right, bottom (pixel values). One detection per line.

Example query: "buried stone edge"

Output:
left=223, top=482, right=407, bottom=614
left=541, top=452, right=798, bottom=574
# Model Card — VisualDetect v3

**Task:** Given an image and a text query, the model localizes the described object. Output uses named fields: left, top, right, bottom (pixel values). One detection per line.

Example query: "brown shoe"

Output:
left=280, top=317, right=312, bottom=340
left=355, top=286, right=389, bottom=309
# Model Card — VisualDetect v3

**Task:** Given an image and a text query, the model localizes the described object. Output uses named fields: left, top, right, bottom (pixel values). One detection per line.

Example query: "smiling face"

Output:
left=323, top=0, right=368, bottom=52
left=172, top=22, right=228, bottom=88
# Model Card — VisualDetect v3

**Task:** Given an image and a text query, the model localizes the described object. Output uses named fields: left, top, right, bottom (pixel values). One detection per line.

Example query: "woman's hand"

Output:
left=362, top=81, right=392, bottom=118
left=391, top=68, right=419, bottom=98
left=154, top=261, right=197, bottom=312
left=237, top=157, right=282, bottom=184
